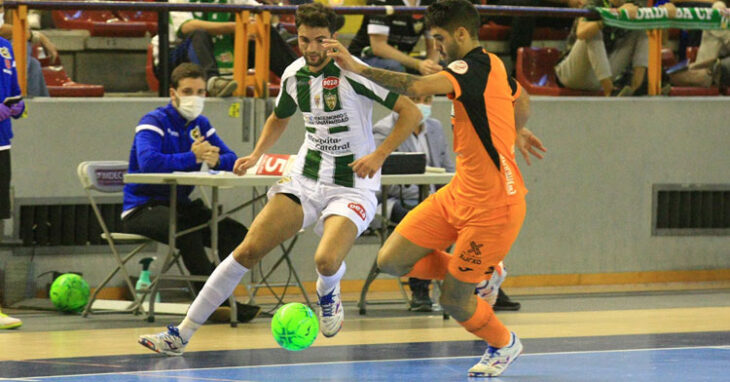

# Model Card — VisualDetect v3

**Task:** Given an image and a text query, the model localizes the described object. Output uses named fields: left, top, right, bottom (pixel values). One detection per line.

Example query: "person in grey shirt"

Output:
left=373, top=94, right=452, bottom=311
left=555, top=0, right=647, bottom=96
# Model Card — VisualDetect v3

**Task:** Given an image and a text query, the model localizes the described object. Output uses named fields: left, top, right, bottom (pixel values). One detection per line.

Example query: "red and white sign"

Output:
left=348, top=202, right=366, bottom=221
left=322, top=76, right=340, bottom=90
left=256, top=154, right=295, bottom=176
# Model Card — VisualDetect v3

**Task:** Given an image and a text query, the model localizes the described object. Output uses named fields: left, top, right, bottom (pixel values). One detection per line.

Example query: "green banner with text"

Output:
left=597, top=7, right=730, bottom=30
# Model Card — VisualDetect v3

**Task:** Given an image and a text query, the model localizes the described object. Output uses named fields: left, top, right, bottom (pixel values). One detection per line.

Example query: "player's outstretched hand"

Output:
left=516, top=127, right=546, bottom=166
left=234, top=154, right=260, bottom=176
left=323, top=39, right=362, bottom=74
left=349, top=151, right=387, bottom=179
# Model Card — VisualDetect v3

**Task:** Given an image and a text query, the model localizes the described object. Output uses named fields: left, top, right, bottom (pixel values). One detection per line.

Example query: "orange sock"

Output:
left=404, top=250, right=451, bottom=280
left=459, top=298, right=511, bottom=348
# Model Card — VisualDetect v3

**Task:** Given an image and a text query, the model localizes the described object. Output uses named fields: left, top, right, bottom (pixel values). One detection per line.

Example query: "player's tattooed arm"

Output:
left=359, top=67, right=421, bottom=97
left=322, top=38, right=454, bottom=96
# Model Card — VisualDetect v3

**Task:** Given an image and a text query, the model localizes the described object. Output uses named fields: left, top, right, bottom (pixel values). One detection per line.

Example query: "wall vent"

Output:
left=653, top=184, right=730, bottom=236
left=18, top=203, right=123, bottom=246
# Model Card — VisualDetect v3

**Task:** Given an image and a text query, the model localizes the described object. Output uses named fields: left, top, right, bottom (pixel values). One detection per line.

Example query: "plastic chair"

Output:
left=77, top=161, right=155, bottom=316
left=479, top=22, right=511, bottom=41
left=52, top=10, right=149, bottom=37
left=78, top=161, right=197, bottom=317
left=115, top=0, right=158, bottom=36
left=42, top=67, right=105, bottom=97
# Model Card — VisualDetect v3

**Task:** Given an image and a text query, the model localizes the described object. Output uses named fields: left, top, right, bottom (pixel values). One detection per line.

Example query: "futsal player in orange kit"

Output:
left=324, top=0, right=546, bottom=377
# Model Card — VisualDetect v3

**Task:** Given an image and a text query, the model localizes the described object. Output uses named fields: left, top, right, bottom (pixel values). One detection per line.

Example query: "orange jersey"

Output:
left=439, top=48, right=527, bottom=209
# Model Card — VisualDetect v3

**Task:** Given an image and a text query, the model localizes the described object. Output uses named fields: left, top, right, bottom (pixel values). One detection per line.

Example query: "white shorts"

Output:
left=267, top=174, right=378, bottom=237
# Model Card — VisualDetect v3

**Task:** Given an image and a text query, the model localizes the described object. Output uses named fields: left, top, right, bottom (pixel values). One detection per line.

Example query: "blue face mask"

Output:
left=417, top=103, right=431, bottom=124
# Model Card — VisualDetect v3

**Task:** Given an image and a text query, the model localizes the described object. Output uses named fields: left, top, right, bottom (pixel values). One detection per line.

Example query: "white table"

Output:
left=124, top=171, right=454, bottom=321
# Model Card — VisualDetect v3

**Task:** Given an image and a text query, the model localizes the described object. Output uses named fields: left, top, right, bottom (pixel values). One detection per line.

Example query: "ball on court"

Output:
left=49, top=273, right=90, bottom=312
left=271, top=302, right=319, bottom=351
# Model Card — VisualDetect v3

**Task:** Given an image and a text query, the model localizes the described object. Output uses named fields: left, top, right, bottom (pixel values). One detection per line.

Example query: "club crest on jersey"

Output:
left=413, top=21, right=424, bottom=34
left=322, top=76, right=339, bottom=90
left=448, top=60, right=469, bottom=75
left=0, top=47, right=10, bottom=59
left=189, top=126, right=202, bottom=141
left=325, top=93, right=337, bottom=110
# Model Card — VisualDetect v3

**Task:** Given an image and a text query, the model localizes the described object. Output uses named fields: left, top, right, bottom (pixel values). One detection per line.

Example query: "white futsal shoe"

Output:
left=474, top=262, right=506, bottom=306
left=468, top=332, right=523, bottom=377
left=318, top=284, right=344, bottom=337
left=138, top=324, right=188, bottom=356
left=0, top=309, right=22, bottom=329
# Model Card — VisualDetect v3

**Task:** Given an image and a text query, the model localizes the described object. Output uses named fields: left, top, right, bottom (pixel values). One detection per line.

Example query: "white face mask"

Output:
left=174, top=92, right=205, bottom=121
left=417, top=103, right=431, bottom=124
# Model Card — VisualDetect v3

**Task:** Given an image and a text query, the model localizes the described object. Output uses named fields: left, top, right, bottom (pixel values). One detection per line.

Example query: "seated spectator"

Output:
left=554, top=0, right=647, bottom=96
left=1, top=34, right=25, bottom=244
left=669, top=1, right=729, bottom=88
left=372, top=95, right=521, bottom=312
left=122, top=63, right=259, bottom=322
left=152, top=0, right=298, bottom=97
left=0, top=9, right=55, bottom=97
left=348, top=0, right=442, bottom=75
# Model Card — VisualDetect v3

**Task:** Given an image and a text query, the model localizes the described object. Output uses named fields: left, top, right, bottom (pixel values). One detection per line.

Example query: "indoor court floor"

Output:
left=1, top=286, right=729, bottom=381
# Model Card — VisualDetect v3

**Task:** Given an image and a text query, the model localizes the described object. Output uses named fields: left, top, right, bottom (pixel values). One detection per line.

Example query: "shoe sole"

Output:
left=0, top=322, right=22, bottom=329
left=138, top=337, right=183, bottom=357
left=409, top=305, right=433, bottom=312
left=493, top=302, right=521, bottom=311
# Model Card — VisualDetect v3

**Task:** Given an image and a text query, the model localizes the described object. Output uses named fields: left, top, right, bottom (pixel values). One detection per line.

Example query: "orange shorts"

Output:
left=395, top=187, right=526, bottom=284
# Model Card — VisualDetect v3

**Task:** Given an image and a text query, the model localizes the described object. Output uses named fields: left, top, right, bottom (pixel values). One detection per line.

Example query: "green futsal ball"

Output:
left=50, top=273, right=90, bottom=312
left=271, top=302, right=319, bottom=351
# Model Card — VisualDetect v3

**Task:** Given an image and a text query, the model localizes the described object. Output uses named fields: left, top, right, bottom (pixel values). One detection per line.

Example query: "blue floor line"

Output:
left=14, top=347, right=730, bottom=382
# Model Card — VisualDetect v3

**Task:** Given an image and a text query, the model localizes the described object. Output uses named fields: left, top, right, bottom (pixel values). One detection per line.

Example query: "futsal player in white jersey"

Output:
left=138, top=2, right=421, bottom=355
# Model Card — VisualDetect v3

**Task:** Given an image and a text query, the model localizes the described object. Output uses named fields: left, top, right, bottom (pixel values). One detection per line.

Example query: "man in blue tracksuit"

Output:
left=0, top=37, right=25, bottom=329
left=122, top=63, right=259, bottom=322
left=0, top=37, right=25, bottom=221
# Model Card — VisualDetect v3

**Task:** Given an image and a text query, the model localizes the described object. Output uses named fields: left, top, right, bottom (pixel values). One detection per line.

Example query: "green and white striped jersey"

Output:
left=274, top=58, right=399, bottom=191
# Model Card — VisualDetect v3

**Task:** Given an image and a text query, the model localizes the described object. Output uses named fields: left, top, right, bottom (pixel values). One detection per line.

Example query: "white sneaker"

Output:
left=138, top=324, right=188, bottom=356
left=475, top=262, right=506, bottom=306
left=318, top=285, right=344, bottom=338
left=468, top=332, right=523, bottom=377
left=0, top=310, right=22, bottom=329
left=206, top=76, right=238, bottom=97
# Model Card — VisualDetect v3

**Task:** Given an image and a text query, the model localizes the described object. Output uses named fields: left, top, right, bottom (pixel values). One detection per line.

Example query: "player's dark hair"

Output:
left=296, top=2, right=339, bottom=34
left=425, top=0, right=480, bottom=38
left=170, top=63, right=205, bottom=89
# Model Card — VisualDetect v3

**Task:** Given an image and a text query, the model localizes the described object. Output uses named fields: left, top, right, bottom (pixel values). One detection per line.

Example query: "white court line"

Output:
left=13, top=344, right=725, bottom=380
